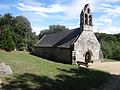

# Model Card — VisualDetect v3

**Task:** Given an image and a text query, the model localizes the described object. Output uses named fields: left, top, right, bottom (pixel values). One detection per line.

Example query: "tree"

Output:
left=2, top=27, right=15, bottom=51
left=27, top=32, right=38, bottom=52
left=49, top=25, right=69, bottom=33
left=95, top=33, right=120, bottom=59
left=0, top=13, right=15, bottom=51
left=39, top=25, right=69, bottom=39
left=0, top=13, right=38, bottom=51
left=14, top=16, right=37, bottom=51
left=0, top=13, right=14, bottom=27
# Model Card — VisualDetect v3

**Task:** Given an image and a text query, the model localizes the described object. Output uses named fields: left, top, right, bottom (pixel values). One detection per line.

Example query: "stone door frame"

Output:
left=84, top=50, right=93, bottom=63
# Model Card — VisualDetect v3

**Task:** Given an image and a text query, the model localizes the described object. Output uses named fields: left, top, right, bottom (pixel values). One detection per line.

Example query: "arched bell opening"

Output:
left=89, top=15, right=92, bottom=26
left=85, top=14, right=88, bottom=25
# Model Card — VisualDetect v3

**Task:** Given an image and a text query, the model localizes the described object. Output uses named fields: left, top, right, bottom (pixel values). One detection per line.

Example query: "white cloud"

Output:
left=93, top=2, right=120, bottom=34
left=100, top=26, right=120, bottom=34
left=19, top=0, right=44, bottom=6
left=14, top=0, right=120, bottom=34
left=104, top=0, right=120, bottom=3
left=96, top=15, right=113, bottom=26
left=17, top=3, right=47, bottom=12
left=16, top=12, right=46, bottom=22
left=99, top=3, right=120, bottom=18
left=35, top=12, right=48, bottom=17
left=15, top=0, right=97, bottom=20
left=16, top=3, right=65, bottom=13
left=57, top=0, right=97, bottom=20
left=48, top=4, right=65, bottom=13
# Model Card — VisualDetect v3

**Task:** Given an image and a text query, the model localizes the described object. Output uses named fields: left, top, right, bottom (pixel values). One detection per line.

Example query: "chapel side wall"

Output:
left=74, top=30, right=101, bottom=62
left=33, top=47, right=72, bottom=63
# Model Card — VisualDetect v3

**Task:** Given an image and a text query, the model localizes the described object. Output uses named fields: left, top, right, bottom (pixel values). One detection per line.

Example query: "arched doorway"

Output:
left=85, top=51, right=92, bottom=63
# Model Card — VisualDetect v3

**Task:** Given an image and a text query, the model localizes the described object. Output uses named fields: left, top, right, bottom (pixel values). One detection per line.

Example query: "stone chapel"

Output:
left=33, top=4, right=101, bottom=64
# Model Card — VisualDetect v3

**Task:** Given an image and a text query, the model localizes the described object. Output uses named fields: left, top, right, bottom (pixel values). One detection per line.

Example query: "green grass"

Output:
left=0, top=50, right=111, bottom=90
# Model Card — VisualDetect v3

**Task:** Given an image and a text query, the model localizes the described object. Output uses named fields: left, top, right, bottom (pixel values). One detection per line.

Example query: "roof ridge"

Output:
left=45, top=27, right=80, bottom=37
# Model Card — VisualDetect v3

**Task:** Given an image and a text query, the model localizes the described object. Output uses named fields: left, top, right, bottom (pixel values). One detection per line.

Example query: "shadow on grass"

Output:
left=3, top=67, right=111, bottom=90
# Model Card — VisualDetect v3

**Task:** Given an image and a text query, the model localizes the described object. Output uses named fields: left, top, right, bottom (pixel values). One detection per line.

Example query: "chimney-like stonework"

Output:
left=80, top=4, right=93, bottom=31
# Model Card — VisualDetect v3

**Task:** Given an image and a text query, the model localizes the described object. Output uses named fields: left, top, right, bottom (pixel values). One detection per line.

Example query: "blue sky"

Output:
left=0, top=0, right=120, bottom=35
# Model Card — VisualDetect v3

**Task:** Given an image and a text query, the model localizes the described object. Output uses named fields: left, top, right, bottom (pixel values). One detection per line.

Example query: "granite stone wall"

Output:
left=74, top=29, right=101, bottom=63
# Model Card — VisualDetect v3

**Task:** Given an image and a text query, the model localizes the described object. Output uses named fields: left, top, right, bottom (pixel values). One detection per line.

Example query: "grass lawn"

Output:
left=0, top=50, right=111, bottom=90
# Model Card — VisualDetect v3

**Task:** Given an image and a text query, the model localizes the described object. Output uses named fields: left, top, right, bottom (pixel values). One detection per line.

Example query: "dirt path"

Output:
left=90, top=62, right=120, bottom=75
left=89, top=62, right=120, bottom=90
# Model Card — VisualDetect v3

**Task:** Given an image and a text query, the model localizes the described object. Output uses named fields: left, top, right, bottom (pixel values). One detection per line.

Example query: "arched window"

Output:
left=89, top=15, right=92, bottom=25
left=85, top=14, right=88, bottom=24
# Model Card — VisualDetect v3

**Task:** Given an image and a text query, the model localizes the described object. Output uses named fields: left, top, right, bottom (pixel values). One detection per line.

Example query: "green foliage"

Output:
left=0, top=13, right=14, bottom=27
left=27, top=32, right=38, bottom=52
left=0, top=13, right=38, bottom=51
left=49, top=25, right=69, bottom=33
left=17, top=43, right=26, bottom=51
left=95, top=33, right=120, bottom=59
left=0, top=26, right=15, bottom=51
left=4, top=27, right=15, bottom=51
left=13, top=16, right=37, bottom=51
left=39, top=25, right=69, bottom=39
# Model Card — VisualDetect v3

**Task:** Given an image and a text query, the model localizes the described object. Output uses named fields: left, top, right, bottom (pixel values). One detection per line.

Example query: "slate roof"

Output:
left=35, top=27, right=82, bottom=48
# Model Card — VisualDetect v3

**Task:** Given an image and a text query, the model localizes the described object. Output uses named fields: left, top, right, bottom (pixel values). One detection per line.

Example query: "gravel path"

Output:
left=89, top=62, right=120, bottom=90
left=89, top=62, right=120, bottom=75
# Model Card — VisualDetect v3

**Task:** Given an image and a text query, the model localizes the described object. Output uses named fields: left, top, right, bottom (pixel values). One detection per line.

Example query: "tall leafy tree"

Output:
left=0, top=13, right=15, bottom=51
left=0, top=14, right=38, bottom=51
left=5, top=28, right=15, bottom=51
left=14, top=16, right=38, bottom=51
left=49, top=25, right=69, bottom=33
left=1, top=26, right=15, bottom=51
left=27, top=32, right=38, bottom=52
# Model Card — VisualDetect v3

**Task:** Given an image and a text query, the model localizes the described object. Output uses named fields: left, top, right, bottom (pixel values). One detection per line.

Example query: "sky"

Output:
left=0, top=0, right=120, bottom=35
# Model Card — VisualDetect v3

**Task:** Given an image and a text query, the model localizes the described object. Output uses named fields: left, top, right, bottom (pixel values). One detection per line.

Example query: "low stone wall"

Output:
left=33, top=47, right=72, bottom=64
